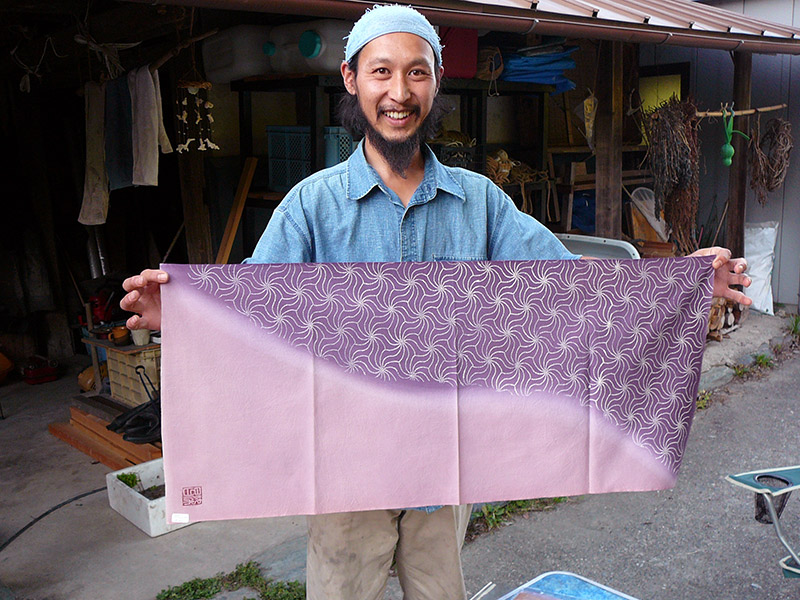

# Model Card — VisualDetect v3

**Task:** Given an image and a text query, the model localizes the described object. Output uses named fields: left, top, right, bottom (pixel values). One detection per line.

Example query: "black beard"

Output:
left=337, top=93, right=453, bottom=177
left=363, top=118, right=421, bottom=177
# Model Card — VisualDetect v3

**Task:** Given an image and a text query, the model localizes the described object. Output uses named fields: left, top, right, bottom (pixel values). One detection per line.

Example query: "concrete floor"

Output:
left=462, top=331, right=800, bottom=600
left=0, top=358, right=307, bottom=600
left=0, top=311, right=794, bottom=600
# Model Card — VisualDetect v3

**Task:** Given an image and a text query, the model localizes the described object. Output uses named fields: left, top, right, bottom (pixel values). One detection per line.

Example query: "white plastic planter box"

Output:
left=106, top=458, right=190, bottom=537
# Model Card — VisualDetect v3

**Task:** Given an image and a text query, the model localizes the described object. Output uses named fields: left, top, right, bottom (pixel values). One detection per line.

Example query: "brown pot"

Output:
left=111, top=326, right=131, bottom=346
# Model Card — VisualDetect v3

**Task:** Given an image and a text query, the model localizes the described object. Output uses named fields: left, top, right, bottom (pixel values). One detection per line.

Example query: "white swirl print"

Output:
left=187, top=258, right=714, bottom=475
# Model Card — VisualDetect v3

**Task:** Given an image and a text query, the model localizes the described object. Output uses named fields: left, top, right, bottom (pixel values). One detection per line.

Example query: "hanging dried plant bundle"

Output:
left=642, top=96, right=700, bottom=255
left=748, top=116, right=793, bottom=205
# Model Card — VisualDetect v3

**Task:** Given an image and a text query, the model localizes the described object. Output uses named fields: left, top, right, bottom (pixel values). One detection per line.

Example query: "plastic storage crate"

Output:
left=324, top=126, right=356, bottom=167
left=266, top=125, right=311, bottom=161
left=267, top=125, right=312, bottom=192
left=267, top=125, right=355, bottom=191
left=107, top=347, right=161, bottom=407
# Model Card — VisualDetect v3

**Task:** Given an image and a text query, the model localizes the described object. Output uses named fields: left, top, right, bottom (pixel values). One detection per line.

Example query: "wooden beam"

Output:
left=725, top=51, right=752, bottom=258
left=697, top=103, right=785, bottom=118
left=594, top=40, right=623, bottom=239
left=49, top=422, right=134, bottom=471
left=216, top=157, right=258, bottom=264
left=70, top=407, right=161, bottom=463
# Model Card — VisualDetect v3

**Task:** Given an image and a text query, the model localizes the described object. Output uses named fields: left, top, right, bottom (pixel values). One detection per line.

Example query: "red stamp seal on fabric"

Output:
left=182, top=486, right=203, bottom=506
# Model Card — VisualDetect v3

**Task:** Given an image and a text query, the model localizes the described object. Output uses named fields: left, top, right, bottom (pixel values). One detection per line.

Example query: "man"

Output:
left=121, top=6, right=751, bottom=599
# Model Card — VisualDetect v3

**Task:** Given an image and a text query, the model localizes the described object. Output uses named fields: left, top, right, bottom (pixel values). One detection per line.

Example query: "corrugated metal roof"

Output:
left=131, top=0, right=800, bottom=53
left=453, top=0, right=800, bottom=52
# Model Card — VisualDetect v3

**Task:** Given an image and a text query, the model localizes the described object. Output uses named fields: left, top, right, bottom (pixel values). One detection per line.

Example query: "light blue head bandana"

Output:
left=344, top=4, right=443, bottom=66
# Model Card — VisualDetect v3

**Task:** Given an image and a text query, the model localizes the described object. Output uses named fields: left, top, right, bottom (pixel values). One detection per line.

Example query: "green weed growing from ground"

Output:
left=467, top=498, right=568, bottom=540
left=696, top=390, right=711, bottom=410
left=753, top=353, right=774, bottom=369
left=733, top=364, right=750, bottom=377
left=790, top=314, right=800, bottom=338
left=156, top=562, right=304, bottom=600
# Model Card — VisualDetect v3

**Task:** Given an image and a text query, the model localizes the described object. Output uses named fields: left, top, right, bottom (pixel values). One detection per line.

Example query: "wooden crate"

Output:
left=107, top=347, right=160, bottom=407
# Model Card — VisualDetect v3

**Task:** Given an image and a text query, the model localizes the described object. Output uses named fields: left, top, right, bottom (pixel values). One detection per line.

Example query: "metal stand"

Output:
left=727, top=465, right=800, bottom=578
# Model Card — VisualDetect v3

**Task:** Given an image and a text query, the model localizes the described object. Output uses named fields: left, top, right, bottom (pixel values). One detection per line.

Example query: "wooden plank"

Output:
left=215, top=157, right=258, bottom=265
left=71, top=419, right=161, bottom=464
left=71, top=394, right=124, bottom=423
left=48, top=422, right=133, bottom=471
left=549, top=145, right=647, bottom=154
left=631, top=204, right=663, bottom=243
left=73, top=392, right=131, bottom=414
left=83, top=304, right=101, bottom=393
left=594, top=40, right=623, bottom=239
left=69, top=407, right=161, bottom=463
left=726, top=51, right=752, bottom=258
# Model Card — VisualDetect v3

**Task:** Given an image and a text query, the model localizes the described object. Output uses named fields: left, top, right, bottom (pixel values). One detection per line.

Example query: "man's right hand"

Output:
left=121, top=269, right=169, bottom=331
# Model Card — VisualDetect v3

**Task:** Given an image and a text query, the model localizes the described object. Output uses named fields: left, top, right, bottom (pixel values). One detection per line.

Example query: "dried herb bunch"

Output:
left=642, top=96, right=700, bottom=255
left=748, top=116, right=793, bottom=205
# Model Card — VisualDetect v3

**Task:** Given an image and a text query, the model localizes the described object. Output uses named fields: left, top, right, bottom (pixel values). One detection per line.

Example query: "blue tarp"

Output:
left=500, top=46, right=579, bottom=94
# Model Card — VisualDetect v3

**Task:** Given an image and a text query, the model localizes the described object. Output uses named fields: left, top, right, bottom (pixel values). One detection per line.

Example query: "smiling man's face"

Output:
left=342, top=32, right=442, bottom=155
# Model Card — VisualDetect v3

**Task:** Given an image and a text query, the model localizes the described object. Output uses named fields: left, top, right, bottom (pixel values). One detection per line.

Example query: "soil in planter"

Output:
left=140, top=484, right=166, bottom=500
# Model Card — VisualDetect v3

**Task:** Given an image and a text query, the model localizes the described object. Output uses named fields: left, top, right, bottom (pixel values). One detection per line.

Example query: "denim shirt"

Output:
left=245, top=141, right=578, bottom=512
left=246, top=141, right=579, bottom=264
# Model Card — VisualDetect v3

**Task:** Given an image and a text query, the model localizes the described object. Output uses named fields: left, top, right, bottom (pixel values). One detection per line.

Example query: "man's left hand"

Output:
left=690, top=246, right=752, bottom=305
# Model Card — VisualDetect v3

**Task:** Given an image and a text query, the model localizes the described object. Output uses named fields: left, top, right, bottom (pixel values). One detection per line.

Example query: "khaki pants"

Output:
left=307, top=505, right=472, bottom=600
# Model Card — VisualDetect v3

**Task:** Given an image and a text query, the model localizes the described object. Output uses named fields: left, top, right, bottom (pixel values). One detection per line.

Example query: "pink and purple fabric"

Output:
left=161, top=257, right=714, bottom=524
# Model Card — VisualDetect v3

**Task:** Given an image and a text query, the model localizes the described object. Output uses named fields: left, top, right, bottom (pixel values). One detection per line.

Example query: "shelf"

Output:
left=82, top=337, right=160, bottom=355
left=549, top=144, right=647, bottom=154
left=231, top=74, right=554, bottom=95
left=231, top=74, right=554, bottom=253
left=231, top=74, right=343, bottom=92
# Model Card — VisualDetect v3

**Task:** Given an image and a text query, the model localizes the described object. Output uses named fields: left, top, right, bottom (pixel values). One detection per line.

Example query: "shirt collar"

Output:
left=346, top=140, right=467, bottom=204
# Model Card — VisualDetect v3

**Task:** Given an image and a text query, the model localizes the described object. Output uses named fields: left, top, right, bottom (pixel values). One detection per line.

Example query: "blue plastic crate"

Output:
left=268, top=157, right=312, bottom=192
left=266, top=125, right=355, bottom=191
left=266, top=126, right=312, bottom=160
left=324, top=126, right=356, bottom=167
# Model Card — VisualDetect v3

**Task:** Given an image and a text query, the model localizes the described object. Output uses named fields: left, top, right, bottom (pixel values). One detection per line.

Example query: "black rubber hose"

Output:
left=0, top=487, right=106, bottom=554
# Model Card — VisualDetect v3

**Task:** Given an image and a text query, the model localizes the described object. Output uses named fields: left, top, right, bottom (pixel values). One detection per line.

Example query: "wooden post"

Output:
left=84, top=303, right=101, bottom=393
left=238, top=90, right=253, bottom=157
left=595, top=41, right=623, bottom=239
left=725, top=51, right=752, bottom=258
left=178, top=152, right=214, bottom=264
